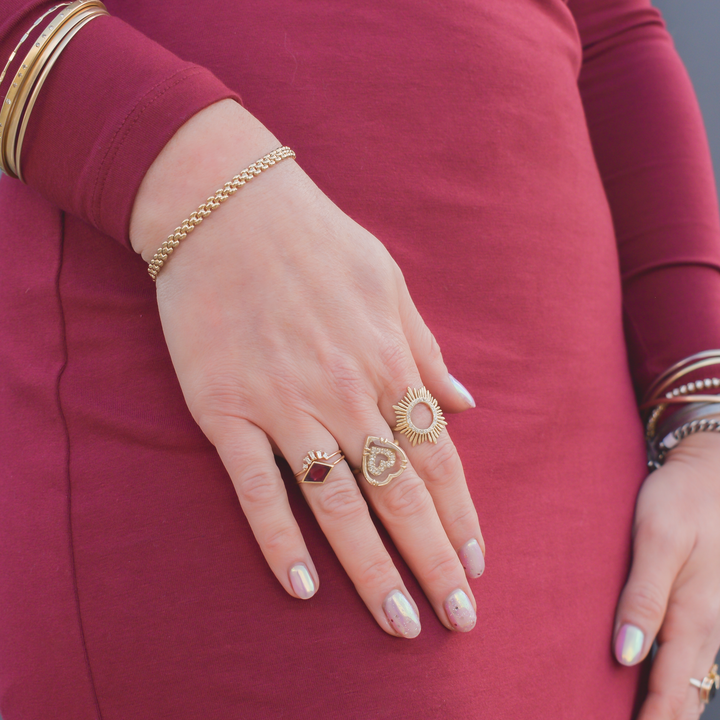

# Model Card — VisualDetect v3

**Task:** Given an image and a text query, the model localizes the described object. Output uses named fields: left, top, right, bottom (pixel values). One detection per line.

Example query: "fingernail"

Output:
left=458, top=539, right=485, bottom=579
left=289, top=563, right=316, bottom=599
left=615, top=624, right=644, bottom=666
left=383, top=589, right=421, bottom=638
left=444, top=589, right=476, bottom=632
left=449, top=374, right=475, bottom=407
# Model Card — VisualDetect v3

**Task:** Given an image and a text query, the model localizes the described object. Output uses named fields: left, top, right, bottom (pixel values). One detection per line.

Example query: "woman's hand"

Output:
left=613, top=430, right=720, bottom=719
left=130, top=100, right=485, bottom=638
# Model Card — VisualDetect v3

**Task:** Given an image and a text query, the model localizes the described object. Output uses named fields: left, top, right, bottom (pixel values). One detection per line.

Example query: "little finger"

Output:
left=203, top=416, right=320, bottom=600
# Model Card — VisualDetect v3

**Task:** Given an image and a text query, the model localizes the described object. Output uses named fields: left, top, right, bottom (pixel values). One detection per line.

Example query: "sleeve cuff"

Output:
left=19, top=14, right=241, bottom=248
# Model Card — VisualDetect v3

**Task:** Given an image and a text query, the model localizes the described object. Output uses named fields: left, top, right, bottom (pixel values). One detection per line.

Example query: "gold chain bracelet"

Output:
left=147, top=146, right=296, bottom=281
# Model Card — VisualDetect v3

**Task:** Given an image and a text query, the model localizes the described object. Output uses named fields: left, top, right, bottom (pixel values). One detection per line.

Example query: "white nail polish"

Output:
left=449, top=374, right=475, bottom=408
left=444, top=589, right=476, bottom=632
left=383, top=590, right=421, bottom=638
left=289, top=563, right=316, bottom=599
left=458, top=538, right=485, bottom=578
left=615, top=624, right=644, bottom=666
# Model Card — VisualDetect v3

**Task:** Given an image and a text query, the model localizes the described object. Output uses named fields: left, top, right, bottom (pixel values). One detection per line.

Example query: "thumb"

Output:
left=613, top=515, right=688, bottom=666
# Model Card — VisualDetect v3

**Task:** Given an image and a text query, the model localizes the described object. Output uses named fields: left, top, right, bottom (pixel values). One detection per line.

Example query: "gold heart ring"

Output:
left=358, top=436, right=408, bottom=487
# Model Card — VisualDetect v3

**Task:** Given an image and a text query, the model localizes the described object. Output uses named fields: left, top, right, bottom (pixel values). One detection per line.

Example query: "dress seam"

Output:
left=55, top=210, right=104, bottom=720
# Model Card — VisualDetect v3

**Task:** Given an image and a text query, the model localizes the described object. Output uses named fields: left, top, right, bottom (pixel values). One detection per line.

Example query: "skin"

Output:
left=614, top=430, right=720, bottom=720
left=131, top=99, right=720, bottom=713
left=131, top=99, right=484, bottom=636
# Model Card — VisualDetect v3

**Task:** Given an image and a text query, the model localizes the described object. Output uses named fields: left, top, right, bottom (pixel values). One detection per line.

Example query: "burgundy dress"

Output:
left=1, top=1, right=719, bottom=718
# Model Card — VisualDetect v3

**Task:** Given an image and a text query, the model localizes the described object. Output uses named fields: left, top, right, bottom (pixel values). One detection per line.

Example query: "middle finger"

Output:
left=314, top=395, right=479, bottom=632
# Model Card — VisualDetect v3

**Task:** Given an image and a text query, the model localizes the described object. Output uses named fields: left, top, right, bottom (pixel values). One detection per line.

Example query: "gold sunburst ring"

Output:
left=295, top=450, right=344, bottom=484
left=359, top=437, right=408, bottom=487
left=393, top=386, right=447, bottom=446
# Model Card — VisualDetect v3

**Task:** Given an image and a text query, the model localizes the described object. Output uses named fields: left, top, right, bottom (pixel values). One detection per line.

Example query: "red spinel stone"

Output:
left=305, top=462, right=332, bottom=483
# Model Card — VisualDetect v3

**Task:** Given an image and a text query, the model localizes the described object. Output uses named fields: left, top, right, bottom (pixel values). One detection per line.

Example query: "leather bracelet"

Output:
left=648, top=402, right=720, bottom=469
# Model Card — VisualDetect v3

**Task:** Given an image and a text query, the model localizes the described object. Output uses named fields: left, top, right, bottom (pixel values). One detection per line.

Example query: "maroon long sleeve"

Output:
left=2, top=1, right=718, bottom=396
left=571, top=0, right=720, bottom=395
left=0, top=2, right=239, bottom=247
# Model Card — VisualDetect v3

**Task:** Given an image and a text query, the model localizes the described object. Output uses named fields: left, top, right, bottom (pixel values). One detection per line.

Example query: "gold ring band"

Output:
left=295, top=450, right=344, bottom=484
left=393, top=386, right=447, bottom=445
left=690, top=664, right=719, bottom=704
left=358, top=436, right=408, bottom=487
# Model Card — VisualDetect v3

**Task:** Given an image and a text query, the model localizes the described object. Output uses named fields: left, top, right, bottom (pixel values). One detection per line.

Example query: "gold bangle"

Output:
left=147, top=146, right=296, bottom=281
left=13, top=7, right=108, bottom=181
left=642, top=351, right=720, bottom=439
left=0, top=3, right=70, bottom=86
left=643, top=350, right=720, bottom=404
left=0, top=1, right=105, bottom=176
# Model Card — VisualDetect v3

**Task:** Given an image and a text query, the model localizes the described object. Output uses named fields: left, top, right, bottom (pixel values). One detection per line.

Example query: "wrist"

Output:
left=129, top=98, right=280, bottom=260
left=665, top=417, right=720, bottom=464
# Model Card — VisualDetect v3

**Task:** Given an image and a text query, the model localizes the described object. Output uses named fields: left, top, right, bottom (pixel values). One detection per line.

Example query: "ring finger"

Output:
left=308, top=400, right=478, bottom=632
left=275, top=417, right=424, bottom=639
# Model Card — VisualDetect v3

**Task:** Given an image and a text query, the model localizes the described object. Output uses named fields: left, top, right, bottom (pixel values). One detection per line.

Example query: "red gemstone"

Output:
left=304, top=462, right=332, bottom=483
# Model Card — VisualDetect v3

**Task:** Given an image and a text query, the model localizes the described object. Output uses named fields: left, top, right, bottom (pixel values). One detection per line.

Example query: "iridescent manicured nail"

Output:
left=449, top=374, right=476, bottom=408
left=444, top=589, right=476, bottom=632
left=458, top=539, right=485, bottom=579
left=289, top=563, right=316, bottom=599
left=615, top=624, right=644, bottom=666
left=383, top=590, right=421, bottom=639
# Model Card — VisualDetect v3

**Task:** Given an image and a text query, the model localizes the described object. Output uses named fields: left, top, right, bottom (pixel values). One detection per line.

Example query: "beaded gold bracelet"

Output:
left=0, top=3, right=69, bottom=86
left=147, top=146, right=296, bottom=281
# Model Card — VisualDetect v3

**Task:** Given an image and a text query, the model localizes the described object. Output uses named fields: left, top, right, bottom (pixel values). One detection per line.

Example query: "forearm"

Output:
left=571, top=0, right=720, bottom=395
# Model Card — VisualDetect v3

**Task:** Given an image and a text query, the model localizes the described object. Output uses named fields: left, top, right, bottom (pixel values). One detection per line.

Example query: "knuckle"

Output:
left=189, top=379, right=248, bottom=424
left=235, top=465, right=278, bottom=508
left=446, top=504, right=480, bottom=537
left=262, top=524, right=300, bottom=557
left=377, top=335, right=415, bottom=391
left=381, top=476, right=433, bottom=518
left=626, top=582, right=667, bottom=624
left=313, top=479, right=366, bottom=520
left=323, top=355, right=372, bottom=414
left=417, top=323, right=444, bottom=366
left=354, top=553, right=398, bottom=591
left=636, top=517, right=685, bottom=558
left=419, top=439, right=463, bottom=485
left=422, top=551, right=464, bottom=586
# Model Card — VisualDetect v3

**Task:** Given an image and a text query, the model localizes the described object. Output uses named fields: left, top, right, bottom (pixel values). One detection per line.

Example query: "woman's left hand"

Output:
left=613, top=430, right=720, bottom=719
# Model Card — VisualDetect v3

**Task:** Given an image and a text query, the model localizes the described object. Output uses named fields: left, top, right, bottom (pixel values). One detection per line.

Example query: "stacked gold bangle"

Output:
left=0, top=0, right=108, bottom=180
left=641, top=350, right=720, bottom=468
